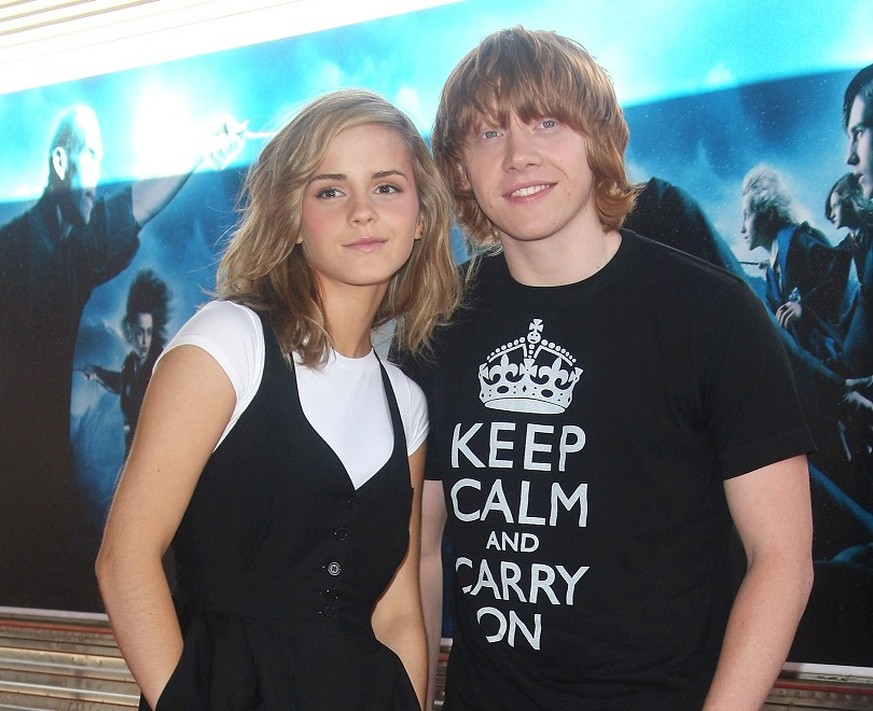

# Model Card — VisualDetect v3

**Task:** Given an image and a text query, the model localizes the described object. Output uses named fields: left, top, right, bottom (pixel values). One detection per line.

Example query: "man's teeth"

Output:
left=513, top=184, right=547, bottom=197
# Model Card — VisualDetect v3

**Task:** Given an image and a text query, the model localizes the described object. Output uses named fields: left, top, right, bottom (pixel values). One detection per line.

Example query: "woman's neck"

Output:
left=321, top=283, right=386, bottom=358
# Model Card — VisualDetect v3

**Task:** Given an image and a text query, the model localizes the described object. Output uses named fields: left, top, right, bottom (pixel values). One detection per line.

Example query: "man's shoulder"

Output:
left=624, top=229, right=744, bottom=288
left=0, top=201, right=38, bottom=238
left=390, top=260, right=499, bottom=384
left=460, top=252, right=510, bottom=292
left=0, top=204, right=41, bottom=269
left=621, top=231, right=766, bottom=332
left=790, top=221, right=834, bottom=248
left=394, top=314, right=471, bottom=383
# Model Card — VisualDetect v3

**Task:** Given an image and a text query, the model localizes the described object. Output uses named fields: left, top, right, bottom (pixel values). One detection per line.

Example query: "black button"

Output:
left=334, top=526, right=350, bottom=541
left=321, top=605, right=337, bottom=618
left=345, top=496, right=359, bottom=510
left=323, top=588, right=340, bottom=602
left=326, top=561, right=341, bottom=576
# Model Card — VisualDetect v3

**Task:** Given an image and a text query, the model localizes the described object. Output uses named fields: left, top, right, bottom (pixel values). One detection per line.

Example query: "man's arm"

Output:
left=131, top=173, right=196, bottom=227
left=131, top=117, right=247, bottom=226
left=420, top=479, right=448, bottom=710
left=703, top=454, right=813, bottom=711
left=796, top=234, right=854, bottom=326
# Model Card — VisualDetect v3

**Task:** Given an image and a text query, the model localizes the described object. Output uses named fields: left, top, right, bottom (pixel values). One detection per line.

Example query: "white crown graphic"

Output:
left=478, top=319, right=583, bottom=414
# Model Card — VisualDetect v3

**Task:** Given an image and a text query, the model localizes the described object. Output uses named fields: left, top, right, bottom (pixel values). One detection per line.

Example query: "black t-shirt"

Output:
left=399, top=230, right=813, bottom=710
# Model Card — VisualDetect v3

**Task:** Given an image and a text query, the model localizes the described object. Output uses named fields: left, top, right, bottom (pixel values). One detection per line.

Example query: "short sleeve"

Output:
left=159, top=300, right=265, bottom=447
left=384, top=361, right=429, bottom=455
left=391, top=348, right=443, bottom=479
left=703, top=281, right=815, bottom=479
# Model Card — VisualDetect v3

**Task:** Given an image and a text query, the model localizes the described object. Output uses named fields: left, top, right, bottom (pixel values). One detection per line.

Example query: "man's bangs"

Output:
left=461, top=78, right=579, bottom=134
left=515, top=93, right=579, bottom=131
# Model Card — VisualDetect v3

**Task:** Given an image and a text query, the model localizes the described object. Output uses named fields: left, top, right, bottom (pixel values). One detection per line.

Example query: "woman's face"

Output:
left=830, top=190, right=859, bottom=230
left=299, top=122, right=421, bottom=302
left=128, top=312, right=154, bottom=360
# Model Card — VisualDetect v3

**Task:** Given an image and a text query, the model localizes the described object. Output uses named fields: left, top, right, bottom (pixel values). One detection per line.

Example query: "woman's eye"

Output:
left=316, top=187, right=340, bottom=199
left=376, top=184, right=400, bottom=194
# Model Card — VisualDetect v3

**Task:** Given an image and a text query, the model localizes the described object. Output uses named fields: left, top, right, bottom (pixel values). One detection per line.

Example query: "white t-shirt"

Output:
left=160, top=300, right=428, bottom=490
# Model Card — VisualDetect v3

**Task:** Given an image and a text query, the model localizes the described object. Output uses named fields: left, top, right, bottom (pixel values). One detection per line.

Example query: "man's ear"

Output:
left=51, top=146, right=68, bottom=182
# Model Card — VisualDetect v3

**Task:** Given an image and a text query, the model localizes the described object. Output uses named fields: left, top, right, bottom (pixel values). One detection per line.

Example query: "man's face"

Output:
left=58, top=116, right=103, bottom=226
left=461, top=111, right=599, bottom=251
left=741, top=194, right=768, bottom=251
left=847, top=94, right=873, bottom=200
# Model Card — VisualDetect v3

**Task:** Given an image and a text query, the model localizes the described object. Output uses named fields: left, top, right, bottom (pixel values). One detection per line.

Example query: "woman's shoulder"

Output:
left=381, top=358, right=425, bottom=404
left=381, top=357, right=428, bottom=452
left=183, top=300, right=262, bottom=335
left=165, top=301, right=265, bottom=390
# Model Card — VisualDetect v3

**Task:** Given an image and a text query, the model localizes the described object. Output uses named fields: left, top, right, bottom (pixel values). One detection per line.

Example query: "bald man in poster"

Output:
left=0, top=105, right=244, bottom=610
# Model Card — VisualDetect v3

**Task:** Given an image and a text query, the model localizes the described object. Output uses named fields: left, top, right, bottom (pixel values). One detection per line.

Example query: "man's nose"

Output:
left=503, top=131, right=540, bottom=171
left=847, top=137, right=859, bottom=166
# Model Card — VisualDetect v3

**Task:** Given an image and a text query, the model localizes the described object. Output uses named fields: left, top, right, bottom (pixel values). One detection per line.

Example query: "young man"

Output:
left=845, top=63, right=873, bottom=201
left=740, top=164, right=853, bottom=362
left=839, top=64, right=873, bottom=376
left=396, top=28, right=814, bottom=710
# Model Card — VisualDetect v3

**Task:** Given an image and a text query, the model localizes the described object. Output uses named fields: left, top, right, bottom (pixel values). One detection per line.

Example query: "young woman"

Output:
left=96, top=89, right=461, bottom=710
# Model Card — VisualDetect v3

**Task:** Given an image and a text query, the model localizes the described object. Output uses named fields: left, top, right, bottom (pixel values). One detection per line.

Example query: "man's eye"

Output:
left=541, top=119, right=557, bottom=129
left=483, top=129, right=500, bottom=139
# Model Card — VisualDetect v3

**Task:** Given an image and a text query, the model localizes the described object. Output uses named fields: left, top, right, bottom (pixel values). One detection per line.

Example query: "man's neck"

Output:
left=768, top=239, right=779, bottom=266
left=49, top=196, right=74, bottom=241
left=501, top=228, right=622, bottom=287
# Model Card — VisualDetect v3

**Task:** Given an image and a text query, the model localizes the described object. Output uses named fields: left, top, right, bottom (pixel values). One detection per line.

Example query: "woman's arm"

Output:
left=372, top=443, right=428, bottom=710
left=95, top=345, right=235, bottom=709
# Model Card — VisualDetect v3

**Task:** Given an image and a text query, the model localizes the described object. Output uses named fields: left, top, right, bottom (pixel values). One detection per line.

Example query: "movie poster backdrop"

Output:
left=0, top=0, right=871, bottom=675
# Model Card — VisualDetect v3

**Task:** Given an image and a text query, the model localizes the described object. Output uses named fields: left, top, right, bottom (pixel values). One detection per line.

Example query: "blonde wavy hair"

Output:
left=433, top=26, right=637, bottom=249
left=216, top=89, right=461, bottom=366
